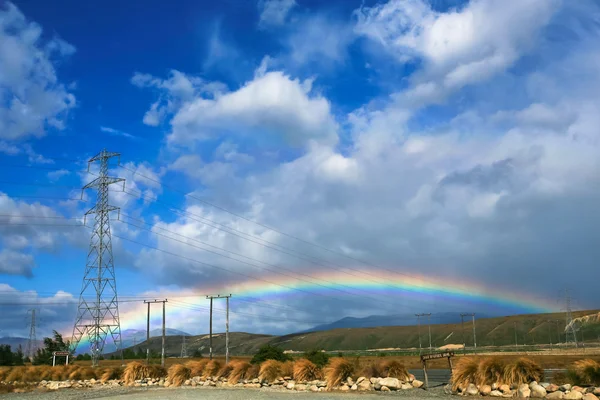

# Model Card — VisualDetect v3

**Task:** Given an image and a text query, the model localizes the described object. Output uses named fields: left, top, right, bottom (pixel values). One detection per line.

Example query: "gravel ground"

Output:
left=0, top=386, right=452, bottom=400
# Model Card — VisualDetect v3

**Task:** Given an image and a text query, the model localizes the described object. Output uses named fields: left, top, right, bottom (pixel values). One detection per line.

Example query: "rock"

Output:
left=356, top=377, right=366, bottom=384
left=317, top=381, right=327, bottom=388
left=413, top=379, right=424, bottom=389
left=594, top=389, right=600, bottom=396
left=340, top=384, right=350, bottom=391
left=541, top=383, right=550, bottom=389
left=548, top=384, right=560, bottom=393
left=185, top=379, right=191, bottom=386
left=379, top=377, right=401, bottom=390
left=583, top=394, right=599, bottom=400
left=467, top=383, right=480, bottom=396
left=574, top=387, right=586, bottom=393
left=252, top=378, right=259, bottom=384
left=490, top=390, right=504, bottom=397
left=408, top=374, right=415, bottom=383
left=347, top=377, right=354, bottom=386
left=351, top=384, right=358, bottom=391
left=531, top=383, right=547, bottom=398
left=444, top=384, right=455, bottom=395
left=481, top=385, right=492, bottom=396
left=565, top=392, right=584, bottom=400
left=518, top=384, right=531, bottom=398
left=492, top=383, right=500, bottom=390
left=547, top=392, right=565, bottom=400
left=358, top=380, right=371, bottom=391
left=381, top=386, right=391, bottom=392
left=287, top=382, right=295, bottom=390
left=561, top=385, right=573, bottom=392
left=500, top=384, right=512, bottom=394
left=203, top=381, right=211, bottom=386
left=310, top=385, right=319, bottom=392
left=370, top=377, right=379, bottom=385
left=401, top=383, right=414, bottom=390
left=283, top=376, right=292, bottom=381
left=295, top=384, right=307, bottom=391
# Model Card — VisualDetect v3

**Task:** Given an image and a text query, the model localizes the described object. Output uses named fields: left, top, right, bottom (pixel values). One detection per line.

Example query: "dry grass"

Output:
left=503, top=358, right=544, bottom=385
left=5, top=367, right=26, bottom=383
left=324, top=357, right=355, bottom=389
left=361, top=362, right=384, bottom=379
left=259, top=360, right=283, bottom=382
left=217, top=362, right=235, bottom=379
left=100, top=367, right=123, bottom=383
left=229, top=361, right=252, bottom=384
left=476, top=357, right=505, bottom=386
left=381, top=360, right=409, bottom=380
left=281, top=361, right=294, bottom=378
left=168, top=364, right=191, bottom=387
left=451, top=357, right=479, bottom=391
left=0, top=367, right=10, bottom=381
left=122, top=361, right=167, bottom=385
left=186, top=360, right=209, bottom=377
left=571, top=359, right=600, bottom=385
left=293, top=359, right=321, bottom=382
left=203, top=360, right=222, bottom=378
left=68, top=366, right=97, bottom=381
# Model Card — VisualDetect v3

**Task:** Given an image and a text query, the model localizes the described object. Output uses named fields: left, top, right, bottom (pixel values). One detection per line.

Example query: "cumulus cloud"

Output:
left=0, top=2, right=76, bottom=141
left=135, top=68, right=338, bottom=147
left=258, top=0, right=296, bottom=28
left=354, top=0, right=559, bottom=105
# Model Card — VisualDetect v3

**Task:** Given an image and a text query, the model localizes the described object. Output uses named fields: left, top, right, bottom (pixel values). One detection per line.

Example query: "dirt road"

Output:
left=1, top=386, right=450, bottom=400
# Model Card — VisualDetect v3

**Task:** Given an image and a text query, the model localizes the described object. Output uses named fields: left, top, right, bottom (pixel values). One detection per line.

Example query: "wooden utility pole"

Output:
left=206, top=294, right=232, bottom=363
left=144, top=299, right=168, bottom=367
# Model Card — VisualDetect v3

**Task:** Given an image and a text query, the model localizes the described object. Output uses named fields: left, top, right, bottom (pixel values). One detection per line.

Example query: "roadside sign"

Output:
left=420, top=351, right=455, bottom=389
left=53, top=351, right=70, bottom=356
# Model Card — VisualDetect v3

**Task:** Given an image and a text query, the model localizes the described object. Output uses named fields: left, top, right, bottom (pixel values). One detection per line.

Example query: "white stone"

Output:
left=467, top=384, right=479, bottom=396
left=412, top=379, right=424, bottom=389
left=547, top=392, right=565, bottom=400
left=356, top=377, right=365, bottom=384
left=351, top=384, right=358, bottom=391
left=530, top=383, right=546, bottom=398
left=401, top=383, right=413, bottom=390
left=561, top=385, right=573, bottom=392
left=565, top=392, right=583, bottom=400
left=287, top=381, right=295, bottom=390
left=381, top=386, right=391, bottom=392
left=379, top=377, right=401, bottom=390
left=490, top=390, right=504, bottom=397
left=518, top=383, right=531, bottom=398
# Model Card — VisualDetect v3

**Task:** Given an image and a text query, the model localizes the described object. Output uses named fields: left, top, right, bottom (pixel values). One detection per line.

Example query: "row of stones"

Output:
left=454, top=382, right=600, bottom=399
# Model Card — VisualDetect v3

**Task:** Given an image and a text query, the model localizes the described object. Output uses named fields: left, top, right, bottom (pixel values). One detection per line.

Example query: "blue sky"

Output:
left=1, top=0, right=600, bottom=341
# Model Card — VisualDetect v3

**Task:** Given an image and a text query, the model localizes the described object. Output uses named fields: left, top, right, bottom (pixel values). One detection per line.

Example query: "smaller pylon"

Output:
left=180, top=335, right=187, bottom=358
left=26, top=309, right=37, bottom=361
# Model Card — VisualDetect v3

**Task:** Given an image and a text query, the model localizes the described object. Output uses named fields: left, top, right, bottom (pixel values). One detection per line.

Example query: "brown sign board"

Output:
left=53, top=351, right=70, bottom=356
left=420, top=351, right=454, bottom=361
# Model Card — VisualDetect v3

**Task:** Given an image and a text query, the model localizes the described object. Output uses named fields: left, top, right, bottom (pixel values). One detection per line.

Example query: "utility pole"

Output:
left=546, top=320, right=553, bottom=349
left=181, top=335, right=187, bottom=358
left=514, top=321, right=518, bottom=350
left=460, top=314, right=466, bottom=354
left=144, top=299, right=167, bottom=367
left=415, top=314, right=423, bottom=355
left=461, top=314, right=474, bottom=353
left=71, top=149, right=125, bottom=367
left=471, top=314, right=477, bottom=351
left=416, top=313, right=432, bottom=353
left=26, top=309, right=37, bottom=361
left=206, top=294, right=232, bottom=363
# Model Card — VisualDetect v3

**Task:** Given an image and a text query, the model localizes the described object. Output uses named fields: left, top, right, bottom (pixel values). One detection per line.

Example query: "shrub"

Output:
left=0, top=366, right=11, bottom=381
left=229, top=361, right=252, bottom=384
left=503, top=358, right=543, bottom=385
left=293, top=359, right=321, bottom=382
left=6, top=367, right=25, bottom=382
left=477, top=357, right=505, bottom=386
left=68, top=366, right=97, bottom=381
left=123, top=361, right=167, bottom=385
left=100, top=367, right=123, bottom=383
left=192, top=349, right=203, bottom=358
left=203, top=360, right=222, bottom=378
left=217, top=362, right=235, bottom=379
left=186, top=360, right=208, bottom=377
left=451, top=357, right=479, bottom=391
left=168, top=364, right=191, bottom=387
left=381, top=360, right=409, bottom=380
left=259, top=360, right=283, bottom=382
left=571, top=359, right=600, bottom=385
left=250, top=345, right=290, bottom=365
left=281, top=361, right=294, bottom=378
left=303, top=350, right=330, bottom=368
left=324, top=357, right=355, bottom=389
left=361, top=362, right=384, bottom=379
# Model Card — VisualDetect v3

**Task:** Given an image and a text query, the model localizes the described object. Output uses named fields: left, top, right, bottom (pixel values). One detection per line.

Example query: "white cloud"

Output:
left=47, top=168, right=70, bottom=181
left=258, top=0, right=297, bottom=28
left=135, top=68, right=338, bottom=147
left=203, top=21, right=240, bottom=71
left=100, top=126, right=137, bottom=140
left=0, top=2, right=76, bottom=141
left=355, top=0, right=559, bottom=105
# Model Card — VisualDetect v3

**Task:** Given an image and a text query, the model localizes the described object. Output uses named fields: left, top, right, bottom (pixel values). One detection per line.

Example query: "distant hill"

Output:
left=121, top=309, right=600, bottom=356
left=303, top=312, right=494, bottom=332
left=0, top=336, right=42, bottom=351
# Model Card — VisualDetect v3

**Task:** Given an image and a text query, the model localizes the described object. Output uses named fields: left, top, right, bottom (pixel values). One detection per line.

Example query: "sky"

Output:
left=1, top=0, right=600, bottom=341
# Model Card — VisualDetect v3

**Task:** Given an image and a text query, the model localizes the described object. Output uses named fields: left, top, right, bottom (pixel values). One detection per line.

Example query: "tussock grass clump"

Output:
left=0, top=367, right=11, bottom=381
left=229, top=361, right=252, bottom=384
left=381, top=360, right=409, bottom=380
left=293, top=359, right=321, bottom=382
left=37, top=366, right=54, bottom=381
left=68, top=366, right=97, bottom=381
left=571, top=359, right=600, bottom=385
left=324, top=357, right=355, bottom=389
left=203, top=360, right=222, bottom=378
left=503, top=358, right=543, bottom=385
left=168, top=364, right=191, bottom=387
left=217, top=362, right=235, bottom=379
left=361, top=363, right=383, bottom=379
left=123, top=362, right=167, bottom=385
left=259, top=360, right=283, bottom=382
left=248, top=364, right=260, bottom=380
left=6, top=367, right=26, bottom=383
left=281, top=361, right=294, bottom=378
left=477, top=357, right=505, bottom=386
left=451, top=357, right=479, bottom=391
left=186, top=360, right=208, bottom=377
left=100, top=367, right=123, bottom=383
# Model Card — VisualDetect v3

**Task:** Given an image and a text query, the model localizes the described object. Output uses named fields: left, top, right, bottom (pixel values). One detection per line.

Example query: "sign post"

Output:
left=52, top=351, right=70, bottom=367
left=420, top=351, right=454, bottom=390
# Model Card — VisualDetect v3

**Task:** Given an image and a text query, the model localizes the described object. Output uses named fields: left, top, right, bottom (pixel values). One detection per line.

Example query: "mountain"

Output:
left=121, top=309, right=600, bottom=356
left=303, top=312, right=494, bottom=332
left=0, top=336, right=42, bottom=351
left=73, top=328, right=192, bottom=354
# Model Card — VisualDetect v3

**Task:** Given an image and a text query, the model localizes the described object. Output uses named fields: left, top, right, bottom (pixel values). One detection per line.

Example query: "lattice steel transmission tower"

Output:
left=71, top=149, right=125, bottom=367
left=563, top=290, right=578, bottom=347
left=26, top=309, right=37, bottom=361
left=180, top=335, right=188, bottom=358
